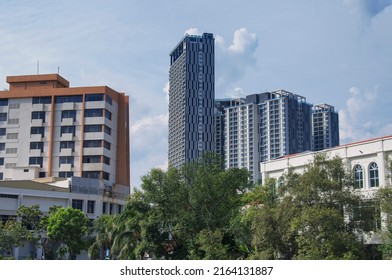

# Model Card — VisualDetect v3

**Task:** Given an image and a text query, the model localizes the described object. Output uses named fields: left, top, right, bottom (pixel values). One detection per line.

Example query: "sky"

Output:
left=0, top=0, right=391, bottom=188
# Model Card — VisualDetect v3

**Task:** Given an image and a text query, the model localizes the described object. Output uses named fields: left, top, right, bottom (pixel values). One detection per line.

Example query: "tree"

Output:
left=88, top=214, right=115, bottom=259
left=246, top=153, right=365, bottom=259
left=0, top=219, right=27, bottom=258
left=16, top=204, right=46, bottom=259
left=46, top=207, right=89, bottom=259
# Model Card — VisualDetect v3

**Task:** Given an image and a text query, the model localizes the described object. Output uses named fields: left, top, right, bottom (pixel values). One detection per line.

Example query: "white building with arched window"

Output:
left=260, top=135, right=392, bottom=244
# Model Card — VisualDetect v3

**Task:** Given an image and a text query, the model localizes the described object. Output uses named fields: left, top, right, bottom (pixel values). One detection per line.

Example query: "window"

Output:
left=39, top=172, right=46, bottom=178
left=58, top=171, right=74, bottom=178
left=55, top=95, right=82, bottom=103
left=0, top=143, right=6, bottom=151
left=83, top=140, right=101, bottom=148
left=9, top=103, right=20, bottom=109
left=84, top=125, right=102, bottom=133
left=30, top=142, right=44, bottom=152
left=72, top=199, right=83, bottom=211
left=0, top=99, right=8, bottom=106
left=369, top=162, right=379, bottom=187
left=117, top=204, right=122, bottom=214
left=102, top=202, right=107, bottom=214
left=104, top=125, right=111, bottom=135
left=7, top=119, right=19, bottom=125
left=60, top=126, right=76, bottom=136
left=103, top=141, right=111, bottom=150
left=106, top=95, right=112, bottom=105
left=0, top=113, right=7, bottom=122
left=353, top=200, right=381, bottom=232
left=32, top=97, right=52, bottom=104
left=31, top=111, right=45, bottom=122
left=61, top=110, right=76, bottom=121
left=105, top=109, right=112, bottom=120
left=103, top=156, right=110, bottom=165
left=0, top=128, right=6, bottom=136
left=0, top=158, right=3, bottom=165
left=31, top=127, right=45, bottom=137
left=29, top=157, right=43, bottom=167
left=6, top=148, right=17, bottom=154
left=109, top=203, right=114, bottom=214
left=87, top=200, right=95, bottom=214
left=84, top=109, right=103, bottom=118
left=6, top=133, right=18, bottom=140
left=82, top=171, right=100, bottom=179
left=83, top=155, right=101, bottom=163
left=60, top=141, right=75, bottom=152
left=0, top=172, right=3, bottom=180
left=354, top=165, right=364, bottom=189
left=85, top=94, right=104, bottom=102
left=103, top=172, right=110, bottom=181
left=59, top=156, right=74, bottom=166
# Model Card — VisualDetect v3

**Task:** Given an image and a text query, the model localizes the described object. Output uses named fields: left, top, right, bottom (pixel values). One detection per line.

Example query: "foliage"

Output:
left=46, top=207, right=89, bottom=259
left=0, top=219, right=27, bottom=258
left=246, top=153, right=365, bottom=260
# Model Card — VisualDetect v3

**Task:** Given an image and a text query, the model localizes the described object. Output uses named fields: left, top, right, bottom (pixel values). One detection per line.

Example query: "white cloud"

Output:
left=163, top=82, right=170, bottom=104
left=228, top=28, right=258, bottom=54
left=184, top=27, right=201, bottom=36
left=339, top=86, right=392, bottom=144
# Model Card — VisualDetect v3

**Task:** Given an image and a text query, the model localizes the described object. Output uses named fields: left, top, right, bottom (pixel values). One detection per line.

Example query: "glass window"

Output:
left=354, top=165, right=364, bottom=189
left=103, top=141, right=111, bottom=150
left=0, top=99, right=8, bottom=106
left=60, top=126, right=76, bottom=136
left=84, top=109, right=103, bottom=118
left=84, top=125, right=102, bottom=133
left=103, top=172, right=109, bottom=181
left=32, top=97, right=52, bottom=104
left=39, top=172, right=46, bottom=178
left=85, top=94, right=104, bottom=102
left=72, top=199, right=83, bottom=211
left=61, top=110, right=76, bottom=121
left=104, top=125, right=111, bottom=135
left=83, top=155, right=101, bottom=163
left=83, top=140, right=101, bottom=148
left=103, top=156, right=110, bottom=165
left=102, top=202, right=107, bottom=214
left=0, top=143, right=5, bottom=150
left=58, top=171, right=74, bottom=178
left=31, top=127, right=45, bottom=137
left=0, top=113, right=7, bottom=122
left=0, top=128, right=6, bottom=136
left=29, top=157, right=43, bottom=167
left=105, top=109, right=112, bottom=120
left=60, top=141, right=75, bottom=152
left=55, top=95, right=83, bottom=103
left=106, top=95, right=112, bottom=105
left=369, top=162, right=379, bottom=187
left=0, top=158, right=4, bottom=165
left=59, top=156, right=74, bottom=166
left=82, top=171, right=100, bottom=179
left=31, top=111, right=45, bottom=122
left=30, top=142, right=44, bottom=152
left=87, top=200, right=95, bottom=214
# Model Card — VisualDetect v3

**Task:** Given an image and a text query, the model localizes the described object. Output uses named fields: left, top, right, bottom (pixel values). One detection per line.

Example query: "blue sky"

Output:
left=1, top=0, right=391, bottom=188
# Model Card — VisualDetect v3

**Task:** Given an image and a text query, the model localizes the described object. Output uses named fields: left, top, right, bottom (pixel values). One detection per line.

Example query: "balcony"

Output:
left=59, top=163, right=73, bottom=172
left=30, top=134, right=43, bottom=141
left=60, top=133, right=74, bottom=141
left=61, top=118, right=75, bottom=126
left=32, top=103, right=44, bottom=111
left=29, top=149, right=42, bottom=157
left=60, top=148, right=73, bottom=156
left=84, top=132, right=104, bottom=140
left=31, top=119, right=43, bottom=126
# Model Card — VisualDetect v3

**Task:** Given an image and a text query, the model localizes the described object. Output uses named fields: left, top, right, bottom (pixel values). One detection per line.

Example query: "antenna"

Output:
left=37, top=60, right=40, bottom=75
left=58, top=67, right=60, bottom=74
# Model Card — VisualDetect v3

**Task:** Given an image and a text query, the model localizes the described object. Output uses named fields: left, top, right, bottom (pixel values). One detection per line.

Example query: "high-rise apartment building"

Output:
left=168, top=33, right=215, bottom=168
left=259, top=90, right=312, bottom=162
left=0, top=74, right=130, bottom=189
left=312, top=103, right=339, bottom=151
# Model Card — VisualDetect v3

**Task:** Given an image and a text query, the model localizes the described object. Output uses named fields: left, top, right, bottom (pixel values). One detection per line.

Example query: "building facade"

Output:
left=0, top=74, right=130, bottom=189
left=312, top=103, right=339, bottom=151
left=168, top=33, right=215, bottom=168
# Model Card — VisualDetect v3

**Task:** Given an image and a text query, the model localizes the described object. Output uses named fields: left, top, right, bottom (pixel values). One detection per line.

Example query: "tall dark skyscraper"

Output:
left=168, top=33, right=215, bottom=168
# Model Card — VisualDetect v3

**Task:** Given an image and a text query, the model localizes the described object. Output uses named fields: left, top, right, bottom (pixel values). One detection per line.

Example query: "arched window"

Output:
left=353, top=164, right=364, bottom=189
left=369, top=162, right=379, bottom=187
